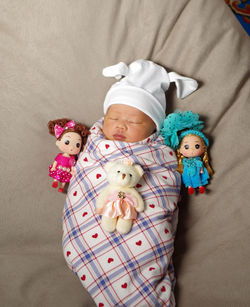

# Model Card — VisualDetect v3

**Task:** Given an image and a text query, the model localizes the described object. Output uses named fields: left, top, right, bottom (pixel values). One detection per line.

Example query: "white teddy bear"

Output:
left=96, top=160, right=144, bottom=234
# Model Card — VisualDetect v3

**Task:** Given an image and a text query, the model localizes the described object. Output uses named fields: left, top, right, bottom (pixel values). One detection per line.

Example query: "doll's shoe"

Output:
left=188, top=187, right=195, bottom=195
left=52, top=181, right=58, bottom=188
left=199, top=186, right=206, bottom=194
left=58, top=187, right=64, bottom=193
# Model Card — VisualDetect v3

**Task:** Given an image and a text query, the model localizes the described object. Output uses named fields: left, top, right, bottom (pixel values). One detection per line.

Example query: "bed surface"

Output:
left=1, top=0, right=250, bottom=306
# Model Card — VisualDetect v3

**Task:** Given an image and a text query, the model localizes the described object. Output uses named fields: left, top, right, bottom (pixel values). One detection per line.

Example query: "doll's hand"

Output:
left=200, top=167, right=204, bottom=174
left=51, top=161, right=57, bottom=171
left=71, top=167, right=76, bottom=176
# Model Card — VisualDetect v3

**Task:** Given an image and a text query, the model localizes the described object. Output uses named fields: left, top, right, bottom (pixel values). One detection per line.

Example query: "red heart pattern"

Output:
left=149, top=267, right=155, bottom=271
left=96, top=174, right=102, bottom=179
left=81, top=275, right=86, bottom=281
left=121, top=283, right=127, bottom=289
left=108, top=258, right=114, bottom=263
left=66, top=251, right=71, bottom=257
left=99, top=304, right=104, bottom=307
left=92, top=233, right=98, bottom=238
left=161, top=286, right=166, bottom=292
left=83, top=157, right=88, bottom=162
left=82, top=212, right=88, bottom=217
left=73, top=191, right=77, bottom=196
left=136, top=240, right=142, bottom=246
left=149, top=204, right=155, bottom=208
left=105, top=144, right=110, bottom=149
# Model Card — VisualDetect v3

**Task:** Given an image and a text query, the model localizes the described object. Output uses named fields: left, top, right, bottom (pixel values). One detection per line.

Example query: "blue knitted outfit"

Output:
left=182, top=156, right=209, bottom=188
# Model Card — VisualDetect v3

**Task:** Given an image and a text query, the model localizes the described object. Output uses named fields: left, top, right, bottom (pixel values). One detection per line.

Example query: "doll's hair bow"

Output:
left=54, top=120, right=75, bottom=139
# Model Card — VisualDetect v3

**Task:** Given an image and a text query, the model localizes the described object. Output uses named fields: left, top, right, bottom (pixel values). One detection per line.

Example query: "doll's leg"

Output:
left=116, top=217, right=132, bottom=234
left=199, top=186, right=205, bottom=194
left=101, top=216, right=117, bottom=232
left=58, top=182, right=66, bottom=193
left=52, top=180, right=58, bottom=188
left=188, top=186, right=195, bottom=195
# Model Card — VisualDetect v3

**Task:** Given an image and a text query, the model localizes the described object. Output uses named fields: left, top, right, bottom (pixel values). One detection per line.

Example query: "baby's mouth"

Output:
left=113, top=133, right=126, bottom=141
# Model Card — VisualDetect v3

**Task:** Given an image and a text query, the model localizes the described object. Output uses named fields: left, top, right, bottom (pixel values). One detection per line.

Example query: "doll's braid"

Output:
left=203, top=150, right=213, bottom=177
left=176, top=149, right=184, bottom=174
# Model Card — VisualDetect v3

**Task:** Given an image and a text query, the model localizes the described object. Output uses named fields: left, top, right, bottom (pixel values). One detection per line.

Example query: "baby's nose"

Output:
left=116, top=120, right=126, bottom=129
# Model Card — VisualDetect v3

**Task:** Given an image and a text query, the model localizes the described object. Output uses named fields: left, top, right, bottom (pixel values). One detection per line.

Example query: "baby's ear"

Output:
left=134, top=164, right=144, bottom=177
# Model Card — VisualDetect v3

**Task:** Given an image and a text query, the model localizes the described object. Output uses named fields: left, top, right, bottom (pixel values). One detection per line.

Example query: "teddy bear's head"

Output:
left=104, top=160, right=144, bottom=188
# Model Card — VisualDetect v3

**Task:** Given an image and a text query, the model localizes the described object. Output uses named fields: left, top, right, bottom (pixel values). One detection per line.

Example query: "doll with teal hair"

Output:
left=161, top=111, right=213, bottom=195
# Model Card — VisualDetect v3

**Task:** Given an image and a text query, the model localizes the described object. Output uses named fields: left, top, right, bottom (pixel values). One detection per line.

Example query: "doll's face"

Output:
left=179, top=134, right=205, bottom=158
left=56, top=132, right=82, bottom=155
left=103, top=104, right=156, bottom=143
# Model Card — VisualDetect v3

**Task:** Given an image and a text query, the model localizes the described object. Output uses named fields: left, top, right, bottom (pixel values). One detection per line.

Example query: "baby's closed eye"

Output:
left=127, top=120, right=142, bottom=124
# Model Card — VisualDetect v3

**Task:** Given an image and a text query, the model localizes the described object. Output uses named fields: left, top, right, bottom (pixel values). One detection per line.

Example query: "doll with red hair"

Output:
left=48, top=118, right=89, bottom=192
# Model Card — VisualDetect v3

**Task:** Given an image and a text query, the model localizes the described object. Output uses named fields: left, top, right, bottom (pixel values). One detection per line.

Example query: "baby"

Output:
left=62, top=60, right=198, bottom=307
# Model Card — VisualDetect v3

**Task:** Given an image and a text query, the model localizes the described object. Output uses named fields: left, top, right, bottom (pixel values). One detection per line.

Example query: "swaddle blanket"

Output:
left=63, top=119, right=181, bottom=307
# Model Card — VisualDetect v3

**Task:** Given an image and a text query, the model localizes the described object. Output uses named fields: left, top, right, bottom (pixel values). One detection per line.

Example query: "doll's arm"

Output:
left=70, top=166, right=76, bottom=176
left=51, top=160, right=58, bottom=171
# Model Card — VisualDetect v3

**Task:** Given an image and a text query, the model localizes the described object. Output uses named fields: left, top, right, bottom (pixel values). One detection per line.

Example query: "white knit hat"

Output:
left=103, top=59, right=198, bottom=130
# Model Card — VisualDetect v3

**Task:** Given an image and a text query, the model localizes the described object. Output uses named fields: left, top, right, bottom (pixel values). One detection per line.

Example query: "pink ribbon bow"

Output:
left=54, top=120, right=75, bottom=138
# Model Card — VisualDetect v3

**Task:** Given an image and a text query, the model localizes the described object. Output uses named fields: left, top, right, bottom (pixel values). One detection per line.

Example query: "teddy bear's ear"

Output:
left=104, top=161, right=114, bottom=173
left=134, top=164, right=144, bottom=177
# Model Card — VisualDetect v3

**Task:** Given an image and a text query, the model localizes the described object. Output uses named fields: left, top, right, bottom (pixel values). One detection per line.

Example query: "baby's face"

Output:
left=103, top=104, right=156, bottom=143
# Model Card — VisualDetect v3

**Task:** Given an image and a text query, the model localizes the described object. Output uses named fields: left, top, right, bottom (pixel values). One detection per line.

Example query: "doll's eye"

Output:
left=117, top=171, right=120, bottom=173
left=195, top=144, right=200, bottom=149
left=76, top=143, right=81, bottom=148
left=65, top=140, right=70, bottom=145
left=129, top=174, right=132, bottom=177
left=184, top=145, right=189, bottom=150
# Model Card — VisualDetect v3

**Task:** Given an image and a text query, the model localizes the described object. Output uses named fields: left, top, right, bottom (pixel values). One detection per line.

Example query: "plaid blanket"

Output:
left=63, top=119, right=181, bottom=307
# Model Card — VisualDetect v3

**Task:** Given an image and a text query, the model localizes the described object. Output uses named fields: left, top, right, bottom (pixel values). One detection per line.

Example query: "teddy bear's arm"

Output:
left=135, top=194, right=144, bottom=212
left=96, top=186, right=113, bottom=210
left=125, top=188, right=144, bottom=212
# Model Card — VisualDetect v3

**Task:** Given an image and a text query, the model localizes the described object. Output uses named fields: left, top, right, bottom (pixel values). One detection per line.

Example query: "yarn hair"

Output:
left=48, top=118, right=89, bottom=145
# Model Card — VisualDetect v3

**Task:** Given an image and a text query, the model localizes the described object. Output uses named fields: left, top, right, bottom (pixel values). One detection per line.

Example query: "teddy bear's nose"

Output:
left=122, top=173, right=126, bottom=180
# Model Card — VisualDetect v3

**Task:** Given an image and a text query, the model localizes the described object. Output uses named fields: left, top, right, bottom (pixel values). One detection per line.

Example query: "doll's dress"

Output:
left=96, top=191, right=138, bottom=220
left=49, top=153, right=76, bottom=183
left=182, top=156, right=209, bottom=188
